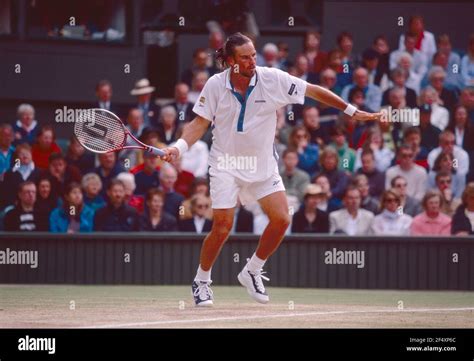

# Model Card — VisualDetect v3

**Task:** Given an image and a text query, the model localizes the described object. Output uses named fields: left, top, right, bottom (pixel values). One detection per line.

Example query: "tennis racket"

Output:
left=73, top=108, right=165, bottom=156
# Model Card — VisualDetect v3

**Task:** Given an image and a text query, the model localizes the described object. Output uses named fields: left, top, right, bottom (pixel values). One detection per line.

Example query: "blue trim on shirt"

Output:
left=230, top=74, right=258, bottom=132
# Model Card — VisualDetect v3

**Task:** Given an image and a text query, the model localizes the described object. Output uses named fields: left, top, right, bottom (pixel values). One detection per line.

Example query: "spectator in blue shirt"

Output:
left=13, top=104, right=39, bottom=145
left=341, top=67, right=382, bottom=111
left=50, top=182, right=95, bottom=233
left=288, top=125, right=319, bottom=178
left=134, top=151, right=160, bottom=195
left=81, top=172, right=106, bottom=211
left=0, top=123, right=15, bottom=180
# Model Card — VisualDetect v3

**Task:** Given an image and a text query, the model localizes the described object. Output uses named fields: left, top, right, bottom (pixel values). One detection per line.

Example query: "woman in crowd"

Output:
left=81, top=173, right=106, bottom=211
left=116, top=172, right=144, bottom=214
left=49, top=182, right=95, bottom=233
left=31, top=125, right=61, bottom=170
left=451, top=182, right=474, bottom=235
left=446, top=104, right=474, bottom=153
left=410, top=190, right=451, bottom=236
left=288, top=125, right=319, bottom=178
left=13, top=103, right=39, bottom=145
left=180, top=177, right=213, bottom=221
left=427, top=152, right=465, bottom=199
left=138, top=188, right=178, bottom=232
left=35, top=177, right=58, bottom=215
left=352, top=174, right=380, bottom=214
left=1, top=143, right=40, bottom=209
left=291, top=184, right=329, bottom=233
left=354, top=127, right=394, bottom=173
left=370, top=189, right=412, bottom=235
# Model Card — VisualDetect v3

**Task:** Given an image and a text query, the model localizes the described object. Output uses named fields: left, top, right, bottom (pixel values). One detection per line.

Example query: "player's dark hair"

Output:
left=215, top=32, right=252, bottom=68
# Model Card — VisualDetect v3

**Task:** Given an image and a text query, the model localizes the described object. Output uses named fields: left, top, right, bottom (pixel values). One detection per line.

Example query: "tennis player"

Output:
left=160, top=33, right=381, bottom=306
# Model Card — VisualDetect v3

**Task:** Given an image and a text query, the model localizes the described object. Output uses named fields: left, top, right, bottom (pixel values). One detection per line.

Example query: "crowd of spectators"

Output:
left=1, top=15, right=474, bottom=236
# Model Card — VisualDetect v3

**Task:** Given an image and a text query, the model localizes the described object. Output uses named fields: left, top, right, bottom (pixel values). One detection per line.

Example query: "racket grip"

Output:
left=145, top=146, right=165, bottom=157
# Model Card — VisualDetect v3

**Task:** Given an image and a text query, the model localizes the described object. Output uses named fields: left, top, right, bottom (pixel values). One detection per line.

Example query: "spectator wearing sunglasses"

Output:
left=370, top=189, right=412, bottom=235
left=179, top=194, right=212, bottom=233
left=390, top=175, right=422, bottom=217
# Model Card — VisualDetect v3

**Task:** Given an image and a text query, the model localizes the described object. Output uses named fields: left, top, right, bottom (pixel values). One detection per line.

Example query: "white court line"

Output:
left=83, top=307, right=474, bottom=329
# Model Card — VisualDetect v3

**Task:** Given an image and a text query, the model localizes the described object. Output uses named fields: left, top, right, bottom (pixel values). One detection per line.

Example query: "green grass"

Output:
left=1, top=285, right=473, bottom=309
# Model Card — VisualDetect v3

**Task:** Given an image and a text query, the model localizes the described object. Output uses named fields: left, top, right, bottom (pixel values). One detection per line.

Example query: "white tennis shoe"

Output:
left=237, top=264, right=270, bottom=304
left=192, top=280, right=214, bottom=307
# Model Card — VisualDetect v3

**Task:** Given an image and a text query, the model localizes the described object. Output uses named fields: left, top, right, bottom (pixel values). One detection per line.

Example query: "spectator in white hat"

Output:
left=131, top=78, right=160, bottom=129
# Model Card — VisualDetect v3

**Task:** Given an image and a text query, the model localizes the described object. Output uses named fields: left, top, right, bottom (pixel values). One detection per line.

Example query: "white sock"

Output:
left=246, top=253, right=266, bottom=273
left=195, top=265, right=211, bottom=282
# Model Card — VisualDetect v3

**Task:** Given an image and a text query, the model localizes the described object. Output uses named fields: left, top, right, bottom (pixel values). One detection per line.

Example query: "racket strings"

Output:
left=74, top=110, right=126, bottom=152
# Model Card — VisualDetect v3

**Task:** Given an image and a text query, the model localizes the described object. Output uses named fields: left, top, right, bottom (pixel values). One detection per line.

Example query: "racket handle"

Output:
left=145, top=146, right=165, bottom=157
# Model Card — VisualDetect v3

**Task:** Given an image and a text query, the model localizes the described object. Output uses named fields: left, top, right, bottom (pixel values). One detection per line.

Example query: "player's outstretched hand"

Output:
left=159, top=147, right=180, bottom=162
left=353, top=110, right=382, bottom=122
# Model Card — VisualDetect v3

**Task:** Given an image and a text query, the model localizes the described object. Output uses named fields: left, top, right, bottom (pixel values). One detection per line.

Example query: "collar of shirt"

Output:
left=1, top=145, right=15, bottom=157
left=16, top=120, right=38, bottom=132
left=225, top=68, right=257, bottom=90
left=421, top=212, right=444, bottom=224
left=194, top=216, right=206, bottom=233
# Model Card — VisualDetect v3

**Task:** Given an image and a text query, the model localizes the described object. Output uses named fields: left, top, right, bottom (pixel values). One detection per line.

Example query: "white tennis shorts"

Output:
left=209, top=166, right=286, bottom=209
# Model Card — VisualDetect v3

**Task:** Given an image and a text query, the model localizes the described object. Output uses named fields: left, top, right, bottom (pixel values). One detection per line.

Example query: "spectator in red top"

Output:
left=42, top=153, right=81, bottom=200
left=31, top=125, right=61, bottom=170
left=398, top=15, right=437, bottom=63
left=170, top=155, right=195, bottom=198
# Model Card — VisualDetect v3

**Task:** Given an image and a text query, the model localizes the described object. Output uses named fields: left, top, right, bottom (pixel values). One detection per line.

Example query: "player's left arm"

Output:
left=305, top=83, right=381, bottom=121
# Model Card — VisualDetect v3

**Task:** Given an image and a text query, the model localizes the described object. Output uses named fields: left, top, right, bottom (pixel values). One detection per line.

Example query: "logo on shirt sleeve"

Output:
left=288, top=83, right=296, bottom=96
left=199, top=96, right=206, bottom=105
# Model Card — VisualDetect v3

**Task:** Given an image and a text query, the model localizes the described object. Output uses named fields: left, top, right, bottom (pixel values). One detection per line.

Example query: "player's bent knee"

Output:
left=270, top=213, right=291, bottom=228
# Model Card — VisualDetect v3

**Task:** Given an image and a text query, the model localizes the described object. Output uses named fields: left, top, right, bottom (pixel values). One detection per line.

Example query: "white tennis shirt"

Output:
left=192, top=66, right=307, bottom=182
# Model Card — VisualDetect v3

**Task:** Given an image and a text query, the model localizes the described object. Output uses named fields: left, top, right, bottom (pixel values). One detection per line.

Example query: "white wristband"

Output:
left=343, top=103, right=357, bottom=116
left=172, top=138, right=189, bottom=158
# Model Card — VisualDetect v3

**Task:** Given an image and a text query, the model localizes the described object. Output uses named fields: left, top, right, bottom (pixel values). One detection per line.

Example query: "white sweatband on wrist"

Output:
left=172, top=138, right=189, bottom=158
left=343, top=103, right=357, bottom=116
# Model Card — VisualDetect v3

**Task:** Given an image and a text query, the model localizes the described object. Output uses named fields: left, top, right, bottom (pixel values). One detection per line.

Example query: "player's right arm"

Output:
left=160, top=115, right=210, bottom=162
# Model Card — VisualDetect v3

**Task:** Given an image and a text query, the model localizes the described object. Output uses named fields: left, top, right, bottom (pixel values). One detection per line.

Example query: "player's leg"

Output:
left=192, top=208, right=235, bottom=307
left=238, top=190, right=290, bottom=304
left=254, top=190, right=291, bottom=258
left=199, top=208, right=235, bottom=272
left=192, top=169, right=238, bottom=306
